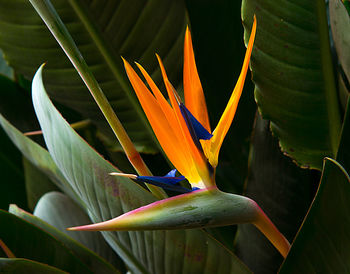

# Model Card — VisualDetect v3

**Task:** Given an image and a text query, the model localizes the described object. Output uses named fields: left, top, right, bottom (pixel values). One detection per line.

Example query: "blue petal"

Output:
left=164, top=169, right=177, bottom=178
left=180, top=104, right=213, bottom=141
left=138, top=175, right=185, bottom=185
left=136, top=175, right=191, bottom=193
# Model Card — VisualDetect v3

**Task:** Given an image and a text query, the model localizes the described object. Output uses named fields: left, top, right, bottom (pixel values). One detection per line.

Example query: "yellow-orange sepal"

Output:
left=203, top=16, right=257, bottom=167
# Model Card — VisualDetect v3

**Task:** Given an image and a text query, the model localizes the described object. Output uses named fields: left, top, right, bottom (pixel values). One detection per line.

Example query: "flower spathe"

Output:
left=121, top=16, right=256, bottom=191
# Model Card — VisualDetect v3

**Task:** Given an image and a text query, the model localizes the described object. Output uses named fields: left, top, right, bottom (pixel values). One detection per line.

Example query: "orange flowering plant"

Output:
left=0, top=0, right=349, bottom=273
left=66, top=16, right=289, bottom=258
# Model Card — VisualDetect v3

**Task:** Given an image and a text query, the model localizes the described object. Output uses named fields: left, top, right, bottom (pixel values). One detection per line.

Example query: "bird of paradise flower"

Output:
left=68, top=16, right=291, bottom=258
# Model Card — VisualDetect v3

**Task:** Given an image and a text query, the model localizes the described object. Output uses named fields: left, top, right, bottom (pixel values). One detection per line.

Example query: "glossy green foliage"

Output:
left=235, top=114, right=314, bottom=273
left=242, top=0, right=341, bottom=169
left=32, top=191, right=120, bottom=265
left=280, top=158, right=350, bottom=273
left=0, top=0, right=187, bottom=152
left=0, top=210, right=93, bottom=273
left=9, top=202, right=121, bottom=273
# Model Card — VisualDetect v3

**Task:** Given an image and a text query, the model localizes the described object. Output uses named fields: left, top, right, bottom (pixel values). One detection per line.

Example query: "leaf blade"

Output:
left=242, top=0, right=341, bottom=169
left=280, top=158, right=350, bottom=273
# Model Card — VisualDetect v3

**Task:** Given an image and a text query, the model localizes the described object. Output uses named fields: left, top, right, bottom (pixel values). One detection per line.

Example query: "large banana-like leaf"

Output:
left=242, top=0, right=341, bottom=169
left=235, top=114, right=314, bottom=273
left=0, top=65, right=251, bottom=273
left=280, top=158, right=350, bottom=273
left=0, top=0, right=186, bottom=152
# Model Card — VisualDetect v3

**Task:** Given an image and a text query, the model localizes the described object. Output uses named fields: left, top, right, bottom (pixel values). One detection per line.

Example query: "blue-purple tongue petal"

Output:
left=164, top=169, right=177, bottom=178
left=136, top=175, right=189, bottom=193
left=180, top=104, right=213, bottom=141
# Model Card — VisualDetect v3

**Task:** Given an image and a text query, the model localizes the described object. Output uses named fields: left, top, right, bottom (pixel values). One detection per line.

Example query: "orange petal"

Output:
left=123, top=58, right=191, bottom=177
left=183, top=26, right=211, bottom=132
left=209, top=16, right=257, bottom=167
left=135, top=62, right=194, bottom=173
left=135, top=62, right=178, bottom=130
left=156, top=55, right=211, bottom=187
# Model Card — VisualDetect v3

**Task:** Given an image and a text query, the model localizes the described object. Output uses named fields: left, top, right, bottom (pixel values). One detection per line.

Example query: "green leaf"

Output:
left=0, top=209, right=92, bottom=273
left=0, top=50, right=13, bottom=79
left=9, top=202, right=121, bottom=274
left=23, top=158, right=59, bottom=211
left=0, top=114, right=81, bottom=205
left=32, top=191, right=122, bottom=270
left=336, top=96, right=350, bottom=176
left=279, top=158, right=350, bottom=273
left=0, top=127, right=26, bottom=210
left=0, top=0, right=187, bottom=152
left=242, top=0, right=341, bottom=169
left=330, top=0, right=350, bottom=84
left=31, top=63, right=251, bottom=273
left=234, top=114, right=314, bottom=274
left=0, top=258, right=67, bottom=274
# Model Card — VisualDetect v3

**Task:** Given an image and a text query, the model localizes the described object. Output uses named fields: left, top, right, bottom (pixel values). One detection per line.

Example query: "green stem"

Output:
left=29, top=0, right=167, bottom=200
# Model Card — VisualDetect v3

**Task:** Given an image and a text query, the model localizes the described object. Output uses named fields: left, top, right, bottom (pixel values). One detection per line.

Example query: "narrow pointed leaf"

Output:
left=32, top=65, right=251, bottom=273
left=280, top=158, right=350, bottom=273
left=242, top=0, right=341, bottom=169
